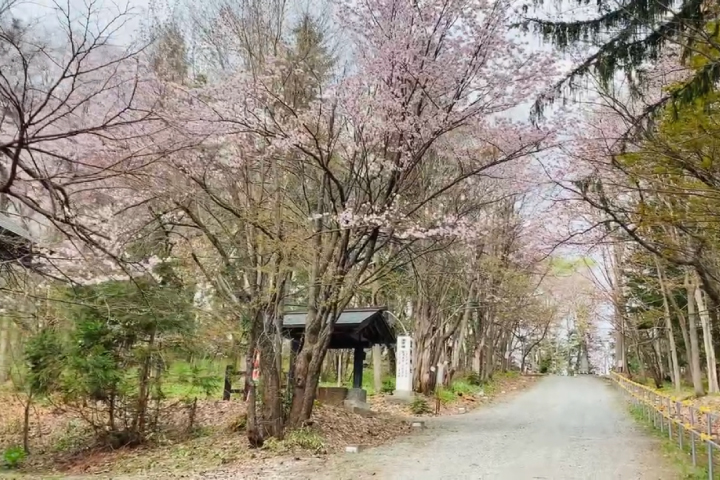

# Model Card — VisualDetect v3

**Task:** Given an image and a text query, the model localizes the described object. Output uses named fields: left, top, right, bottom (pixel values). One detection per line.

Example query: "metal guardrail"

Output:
left=611, top=372, right=720, bottom=478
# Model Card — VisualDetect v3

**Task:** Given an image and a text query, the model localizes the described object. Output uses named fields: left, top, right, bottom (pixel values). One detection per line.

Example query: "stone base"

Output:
left=345, top=445, right=365, bottom=453
left=343, top=388, right=372, bottom=415
left=346, top=387, right=367, bottom=403
left=388, top=389, right=415, bottom=404
left=316, top=387, right=348, bottom=406
left=347, top=405, right=375, bottom=417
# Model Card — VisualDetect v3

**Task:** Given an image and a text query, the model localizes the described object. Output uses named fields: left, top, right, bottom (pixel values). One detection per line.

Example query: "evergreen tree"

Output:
left=150, top=21, right=188, bottom=84
left=522, top=0, right=719, bottom=120
left=284, top=14, right=335, bottom=109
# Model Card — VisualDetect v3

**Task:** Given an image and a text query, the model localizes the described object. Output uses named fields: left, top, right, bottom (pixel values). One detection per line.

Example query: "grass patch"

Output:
left=319, top=368, right=395, bottom=396
left=162, top=359, right=224, bottom=399
left=628, top=404, right=711, bottom=479
left=284, top=427, right=326, bottom=453
left=437, top=388, right=456, bottom=404
left=646, top=380, right=697, bottom=400
left=260, top=427, right=326, bottom=454
left=433, top=379, right=484, bottom=405
left=450, top=380, right=480, bottom=396
left=2, top=445, right=26, bottom=469
left=452, top=370, right=522, bottom=396
left=410, top=397, right=431, bottom=415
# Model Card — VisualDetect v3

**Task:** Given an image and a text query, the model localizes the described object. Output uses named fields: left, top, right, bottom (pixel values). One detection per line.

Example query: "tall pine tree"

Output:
left=523, top=0, right=718, bottom=121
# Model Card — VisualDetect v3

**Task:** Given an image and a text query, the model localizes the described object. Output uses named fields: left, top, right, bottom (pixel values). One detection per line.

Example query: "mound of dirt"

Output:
left=311, top=403, right=411, bottom=452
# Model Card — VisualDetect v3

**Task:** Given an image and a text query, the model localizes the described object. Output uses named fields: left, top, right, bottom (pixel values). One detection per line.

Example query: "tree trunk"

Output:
left=667, top=274, right=697, bottom=386
left=372, top=345, right=382, bottom=394
left=641, top=327, right=664, bottom=388
left=134, top=328, right=156, bottom=437
left=343, top=349, right=352, bottom=383
left=258, top=303, right=285, bottom=439
left=614, top=328, right=625, bottom=372
left=0, top=317, right=9, bottom=384
left=452, top=287, right=474, bottom=373
left=695, top=285, right=719, bottom=393
left=414, top=331, right=441, bottom=394
left=336, top=351, right=343, bottom=387
left=387, top=345, right=396, bottom=380
left=288, top=306, right=333, bottom=427
left=633, top=332, right=647, bottom=380
left=654, top=331, right=666, bottom=381
left=685, top=272, right=705, bottom=396
left=245, top=312, right=263, bottom=446
left=22, top=392, right=32, bottom=454
left=472, top=342, right=482, bottom=374
left=675, top=306, right=693, bottom=383
left=655, top=257, right=681, bottom=390
left=481, top=319, right=495, bottom=381
left=611, top=243, right=628, bottom=373
left=412, top=299, right=443, bottom=394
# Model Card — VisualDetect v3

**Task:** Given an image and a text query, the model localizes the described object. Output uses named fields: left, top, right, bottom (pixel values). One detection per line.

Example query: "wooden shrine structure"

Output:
left=222, top=307, right=396, bottom=401
left=282, top=307, right=396, bottom=390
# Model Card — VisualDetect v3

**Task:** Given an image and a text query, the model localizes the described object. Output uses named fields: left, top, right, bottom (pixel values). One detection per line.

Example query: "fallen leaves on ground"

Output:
left=0, top=375, right=536, bottom=479
left=311, top=404, right=410, bottom=452
left=0, top=393, right=410, bottom=479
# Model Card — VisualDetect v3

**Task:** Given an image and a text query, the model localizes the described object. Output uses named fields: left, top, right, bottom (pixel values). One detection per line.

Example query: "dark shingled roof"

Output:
left=282, top=307, right=395, bottom=349
left=0, top=213, right=35, bottom=269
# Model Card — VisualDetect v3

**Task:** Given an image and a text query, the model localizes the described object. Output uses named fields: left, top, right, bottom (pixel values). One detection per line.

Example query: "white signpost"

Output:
left=395, top=335, right=413, bottom=399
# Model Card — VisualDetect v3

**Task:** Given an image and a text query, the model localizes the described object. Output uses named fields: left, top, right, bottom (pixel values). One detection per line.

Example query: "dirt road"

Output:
left=284, top=375, right=675, bottom=480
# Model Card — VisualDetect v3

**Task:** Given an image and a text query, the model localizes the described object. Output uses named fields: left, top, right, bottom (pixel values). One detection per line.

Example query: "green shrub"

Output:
left=24, top=275, right=199, bottom=446
left=539, top=355, right=552, bottom=374
left=465, top=371, right=482, bottom=386
left=166, top=361, right=222, bottom=399
left=53, top=419, right=89, bottom=452
left=450, top=380, right=479, bottom=396
left=3, top=446, right=26, bottom=469
left=381, top=378, right=395, bottom=394
left=410, top=397, right=432, bottom=415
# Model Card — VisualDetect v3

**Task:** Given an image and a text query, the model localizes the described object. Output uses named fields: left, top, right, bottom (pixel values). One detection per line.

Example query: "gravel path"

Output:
left=289, top=375, right=675, bottom=480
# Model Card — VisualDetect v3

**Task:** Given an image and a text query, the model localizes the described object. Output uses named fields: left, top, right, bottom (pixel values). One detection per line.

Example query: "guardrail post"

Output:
left=660, top=396, right=664, bottom=434
left=691, top=408, right=697, bottom=466
left=655, top=407, right=659, bottom=429
left=668, top=398, right=673, bottom=441
left=677, top=402, right=683, bottom=450
left=707, top=413, right=713, bottom=479
left=652, top=406, right=656, bottom=427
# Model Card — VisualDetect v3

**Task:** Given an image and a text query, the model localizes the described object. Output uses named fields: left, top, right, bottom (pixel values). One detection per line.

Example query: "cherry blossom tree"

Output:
left=0, top=0, right=173, bottom=286
left=227, top=0, right=553, bottom=428
left=2, top=0, right=564, bottom=443
left=136, top=0, right=564, bottom=436
left=548, top=39, right=720, bottom=388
